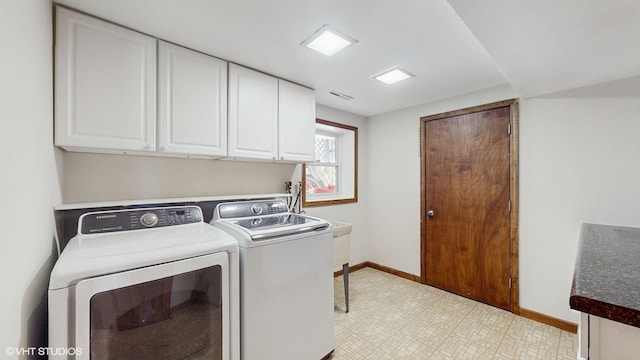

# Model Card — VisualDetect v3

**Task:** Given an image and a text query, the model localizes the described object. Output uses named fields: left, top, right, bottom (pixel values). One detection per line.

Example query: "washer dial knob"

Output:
left=251, top=204, right=263, bottom=215
left=140, top=212, right=159, bottom=227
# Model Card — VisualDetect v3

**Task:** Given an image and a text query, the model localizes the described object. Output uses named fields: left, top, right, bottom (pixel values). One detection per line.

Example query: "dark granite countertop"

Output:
left=570, top=223, right=640, bottom=328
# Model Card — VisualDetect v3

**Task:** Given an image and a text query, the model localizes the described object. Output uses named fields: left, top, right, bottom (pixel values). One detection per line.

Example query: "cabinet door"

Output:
left=228, top=64, right=278, bottom=160
left=586, top=315, right=640, bottom=360
left=55, top=7, right=156, bottom=152
left=278, top=80, right=316, bottom=162
left=158, top=41, right=227, bottom=157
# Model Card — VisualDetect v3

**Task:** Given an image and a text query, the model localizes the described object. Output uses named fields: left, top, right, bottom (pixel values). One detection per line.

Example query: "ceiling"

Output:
left=55, top=0, right=640, bottom=117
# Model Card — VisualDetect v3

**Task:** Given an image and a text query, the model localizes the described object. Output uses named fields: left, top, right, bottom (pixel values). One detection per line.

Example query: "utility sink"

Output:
left=330, top=221, right=351, bottom=312
left=331, top=221, right=352, bottom=238
left=330, top=221, right=351, bottom=268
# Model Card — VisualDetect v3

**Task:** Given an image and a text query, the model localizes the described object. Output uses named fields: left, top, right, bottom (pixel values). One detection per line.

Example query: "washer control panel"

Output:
left=80, top=206, right=202, bottom=234
left=217, top=200, right=289, bottom=219
left=251, top=204, right=263, bottom=215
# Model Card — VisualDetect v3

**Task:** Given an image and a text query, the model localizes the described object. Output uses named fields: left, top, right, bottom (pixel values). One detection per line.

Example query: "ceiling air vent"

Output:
left=329, top=90, right=353, bottom=100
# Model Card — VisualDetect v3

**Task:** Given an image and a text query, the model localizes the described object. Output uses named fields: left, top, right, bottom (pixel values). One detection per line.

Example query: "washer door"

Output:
left=75, top=252, right=229, bottom=360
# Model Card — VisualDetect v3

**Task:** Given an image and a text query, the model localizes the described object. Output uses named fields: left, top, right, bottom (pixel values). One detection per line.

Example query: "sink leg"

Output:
left=342, top=263, right=349, bottom=313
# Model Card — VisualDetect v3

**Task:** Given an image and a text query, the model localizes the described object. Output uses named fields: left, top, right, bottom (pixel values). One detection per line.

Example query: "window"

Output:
left=303, top=119, right=357, bottom=206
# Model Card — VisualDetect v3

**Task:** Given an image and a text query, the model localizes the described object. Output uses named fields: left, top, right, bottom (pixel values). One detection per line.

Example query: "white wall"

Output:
left=296, top=105, right=370, bottom=267
left=519, top=89, right=640, bottom=323
left=365, top=80, right=640, bottom=324
left=0, top=0, right=62, bottom=355
left=62, top=152, right=296, bottom=203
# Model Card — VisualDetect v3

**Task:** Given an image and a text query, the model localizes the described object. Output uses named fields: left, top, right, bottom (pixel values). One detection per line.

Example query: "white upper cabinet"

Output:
left=228, top=64, right=279, bottom=160
left=55, top=7, right=156, bottom=152
left=158, top=41, right=228, bottom=157
left=55, top=7, right=315, bottom=162
left=278, top=80, right=316, bottom=163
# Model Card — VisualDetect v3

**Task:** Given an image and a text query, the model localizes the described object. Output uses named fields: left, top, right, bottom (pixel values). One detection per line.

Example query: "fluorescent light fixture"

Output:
left=301, top=24, right=358, bottom=56
left=372, top=66, right=415, bottom=85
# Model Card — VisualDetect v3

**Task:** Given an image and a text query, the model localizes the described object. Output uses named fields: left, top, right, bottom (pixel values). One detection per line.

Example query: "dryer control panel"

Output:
left=80, top=206, right=202, bottom=235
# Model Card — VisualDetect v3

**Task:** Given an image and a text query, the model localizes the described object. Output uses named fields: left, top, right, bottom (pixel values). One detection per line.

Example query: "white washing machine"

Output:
left=48, top=205, right=240, bottom=360
left=212, top=200, right=334, bottom=360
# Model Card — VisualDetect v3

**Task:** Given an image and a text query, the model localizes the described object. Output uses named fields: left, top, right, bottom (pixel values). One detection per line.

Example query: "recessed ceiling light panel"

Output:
left=301, top=24, right=358, bottom=56
left=372, top=66, right=415, bottom=85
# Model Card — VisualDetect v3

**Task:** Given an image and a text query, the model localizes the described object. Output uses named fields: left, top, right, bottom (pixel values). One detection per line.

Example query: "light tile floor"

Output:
left=332, top=268, right=577, bottom=360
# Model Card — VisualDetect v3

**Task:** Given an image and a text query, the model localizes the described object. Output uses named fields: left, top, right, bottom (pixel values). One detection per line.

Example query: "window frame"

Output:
left=302, top=118, right=358, bottom=207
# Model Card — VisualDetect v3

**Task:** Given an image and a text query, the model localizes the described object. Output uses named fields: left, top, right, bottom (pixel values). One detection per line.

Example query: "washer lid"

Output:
left=226, top=214, right=329, bottom=240
left=49, top=223, right=238, bottom=290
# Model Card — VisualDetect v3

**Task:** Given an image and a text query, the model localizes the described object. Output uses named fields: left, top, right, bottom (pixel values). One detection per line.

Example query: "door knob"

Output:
left=427, top=210, right=435, bottom=217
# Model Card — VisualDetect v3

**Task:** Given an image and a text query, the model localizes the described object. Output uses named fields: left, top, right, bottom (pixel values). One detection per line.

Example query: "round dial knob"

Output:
left=251, top=218, right=263, bottom=227
left=140, top=212, right=159, bottom=227
left=251, top=204, right=263, bottom=215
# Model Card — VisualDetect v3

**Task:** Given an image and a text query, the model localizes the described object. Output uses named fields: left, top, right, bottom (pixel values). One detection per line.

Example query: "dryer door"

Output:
left=74, top=252, right=229, bottom=360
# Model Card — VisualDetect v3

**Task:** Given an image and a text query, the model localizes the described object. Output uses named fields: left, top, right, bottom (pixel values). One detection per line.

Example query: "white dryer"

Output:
left=48, top=206, right=240, bottom=360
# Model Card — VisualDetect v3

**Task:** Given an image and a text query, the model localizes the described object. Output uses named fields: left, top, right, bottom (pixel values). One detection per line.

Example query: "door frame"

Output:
left=419, top=98, right=520, bottom=314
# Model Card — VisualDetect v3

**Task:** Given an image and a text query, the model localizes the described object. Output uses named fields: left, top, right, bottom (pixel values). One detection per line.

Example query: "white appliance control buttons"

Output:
left=140, top=212, right=159, bottom=227
left=251, top=204, right=263, bottom=215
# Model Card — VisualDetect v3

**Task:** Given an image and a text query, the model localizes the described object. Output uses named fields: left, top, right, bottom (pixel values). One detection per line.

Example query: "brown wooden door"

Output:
left=423, top=105, right=512, bottom=311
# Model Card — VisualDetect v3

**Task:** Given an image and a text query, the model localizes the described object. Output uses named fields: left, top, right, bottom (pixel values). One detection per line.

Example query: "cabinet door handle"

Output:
left=427, top=210, right=435, bottom=217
